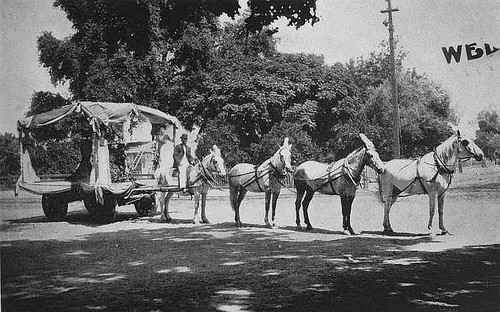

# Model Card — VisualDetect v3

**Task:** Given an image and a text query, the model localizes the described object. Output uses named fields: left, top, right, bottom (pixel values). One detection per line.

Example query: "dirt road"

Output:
left=1, top=166, right=499, bottom=311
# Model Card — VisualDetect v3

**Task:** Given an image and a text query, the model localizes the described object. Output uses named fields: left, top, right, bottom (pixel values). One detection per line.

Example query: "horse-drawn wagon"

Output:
left=15, top=101, right=184, bottom=222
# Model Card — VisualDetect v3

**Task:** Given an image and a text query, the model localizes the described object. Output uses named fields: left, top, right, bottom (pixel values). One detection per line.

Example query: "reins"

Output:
left=189, top=155, right=224, bottom=190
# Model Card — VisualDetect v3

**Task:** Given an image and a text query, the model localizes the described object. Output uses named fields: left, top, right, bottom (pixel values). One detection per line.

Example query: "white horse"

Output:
left=228, top=138, right=294, bottom=227
left=155, top=145, right=226, bottom=224
left=378, top=130, right=484, bottom=234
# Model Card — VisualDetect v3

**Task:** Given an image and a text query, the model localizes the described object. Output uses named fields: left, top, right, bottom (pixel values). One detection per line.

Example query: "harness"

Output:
left=305, top=148, right=366, bottom=193
left=188, top=156, right=220, bottom=188
left=394, top=158, right=433, bottom=196
left=239, top=163, right=287, bottom=191
left=395, top=140, right=461, bottom=197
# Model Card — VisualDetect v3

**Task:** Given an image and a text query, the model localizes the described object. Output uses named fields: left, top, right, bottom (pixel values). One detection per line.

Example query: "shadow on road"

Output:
left=2, top=219, right=499, bottom=311
left=361, top=230, right=431, bottom=237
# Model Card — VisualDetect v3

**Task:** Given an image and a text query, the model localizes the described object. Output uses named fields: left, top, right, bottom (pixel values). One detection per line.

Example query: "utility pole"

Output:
left=381, top=0, right=400, bottom=158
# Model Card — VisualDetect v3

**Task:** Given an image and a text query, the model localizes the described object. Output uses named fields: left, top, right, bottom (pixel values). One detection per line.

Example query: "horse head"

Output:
left=359, top=134, right=385, bottom=174
left=457, top=130, right=484, bottom=161
left=204, top=145, right=227, bottom=176
left=272, top=137, right=294, bottom=174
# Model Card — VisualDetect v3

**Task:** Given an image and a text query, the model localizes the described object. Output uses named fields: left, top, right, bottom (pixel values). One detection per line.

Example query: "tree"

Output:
left=254, top=121, right=320, bottom=166
left=475, top=109, right=500, bottom=161
left=347, top=42, right=455, bottom=160
left=196, top=118, right=251, bottom=168
left=0, top=133, right=20, bottom=181
left=34, top=1, right=456, bottom=169
left=33, top=1, right=320, bottom=172
left=38, top=0, right=318, bottom=107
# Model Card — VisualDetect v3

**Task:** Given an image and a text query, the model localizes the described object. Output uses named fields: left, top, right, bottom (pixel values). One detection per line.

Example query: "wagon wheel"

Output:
left=83, top=194, right=117, bottom=223
left=84, top=197, right=97, bottom=214
left=42, top=194, right=68, bottom=221
left=134, top=194, right=156, bottom=217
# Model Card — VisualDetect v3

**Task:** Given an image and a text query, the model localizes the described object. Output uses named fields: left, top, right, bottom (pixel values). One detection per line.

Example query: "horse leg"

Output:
left=302, top=189, right=315, bottom=230
left=230, top=186, right=246, bottom=227
left=383, top=188, right=399, bottom=233
left=193, top=190, right=201, bottom=224
left=236, top=187, right=247, bottom=226
left=427, top=192, right=437, bottom=231
left=271, top=190, right=280, bottom=228
left=161, top=192, right=174, bottom=223
left=157, top=191, right=167, bottom=220
left=201, top=190, right=209, bottom=223
left=153, top=191, right=162, bottom=215
left=264, top=190, right=271, bottom=226
left=229, top=186, right=239, bottom=226
left=295, top=187, right=305, bottom=228
left=437, top=193, right=449, bottom=235
left=341, top=194, right=356, bottom=235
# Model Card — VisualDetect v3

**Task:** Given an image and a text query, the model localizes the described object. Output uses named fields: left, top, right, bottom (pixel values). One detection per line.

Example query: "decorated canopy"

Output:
left=17, top=101, right=180, bottom=131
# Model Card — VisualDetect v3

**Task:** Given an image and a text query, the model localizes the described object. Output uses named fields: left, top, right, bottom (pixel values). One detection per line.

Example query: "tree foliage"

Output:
left=31, top=1, right=456, bottom=174
left=475, top=109, right=500, bottom=161
left=0, top=133, right=20, bottom=180
left=347, top=42, right=455, bottom=159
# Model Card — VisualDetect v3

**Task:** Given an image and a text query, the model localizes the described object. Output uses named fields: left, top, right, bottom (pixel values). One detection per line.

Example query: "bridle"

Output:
left=269, top=147, right=291, bottom=178
left=192, top=154, right=224, bottom=186
left=434, top=135, right=475, bottom=175
left=342, top=147, right=366, bottom=185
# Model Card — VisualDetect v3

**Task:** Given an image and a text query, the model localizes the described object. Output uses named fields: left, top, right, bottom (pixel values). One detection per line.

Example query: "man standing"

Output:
left=173, top=133, right=194, bottom=191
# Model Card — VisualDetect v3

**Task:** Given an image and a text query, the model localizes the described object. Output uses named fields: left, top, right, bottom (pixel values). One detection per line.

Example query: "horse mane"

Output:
left=327, top=147, right=363, bottom=171
left=345, top=147, right=365, bottom=167
left=435, top=134, right=458, bottom=166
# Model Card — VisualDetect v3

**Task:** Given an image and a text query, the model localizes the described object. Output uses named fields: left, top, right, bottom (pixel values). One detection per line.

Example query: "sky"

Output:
left=1, top=0, right=498, bottom=137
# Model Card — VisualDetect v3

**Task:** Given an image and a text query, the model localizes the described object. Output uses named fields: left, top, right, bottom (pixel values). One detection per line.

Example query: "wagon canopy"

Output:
left=17, top=101, right=180, bottom=131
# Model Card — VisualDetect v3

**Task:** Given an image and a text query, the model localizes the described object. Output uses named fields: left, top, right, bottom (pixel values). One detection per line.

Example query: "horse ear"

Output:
left=359, top=133, right=374, bottom=149
left=211, top=145, right=221, bottom=155
left=457, top=129, right=461, bottom=137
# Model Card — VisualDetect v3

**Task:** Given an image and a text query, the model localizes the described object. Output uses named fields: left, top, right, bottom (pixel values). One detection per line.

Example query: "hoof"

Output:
left=343, top=229, right=357, bottom=236
left=201, top=218, right=210, bottom=224
left=383, top=229, right=394, bottom=235
left=437, top=230, right=451, bottom=236
left=306, top=225, right=313, bottom=231
left=161, top=216, right=173, bottom=223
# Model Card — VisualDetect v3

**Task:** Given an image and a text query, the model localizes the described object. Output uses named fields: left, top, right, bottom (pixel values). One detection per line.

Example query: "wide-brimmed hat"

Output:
left=181, top=133, right=188, bottom=139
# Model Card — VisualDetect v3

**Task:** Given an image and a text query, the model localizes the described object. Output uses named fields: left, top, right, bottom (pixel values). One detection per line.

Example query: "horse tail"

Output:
left=376, top=173, right=388, bottom=204
left=292, top=166, right=307, bottom=193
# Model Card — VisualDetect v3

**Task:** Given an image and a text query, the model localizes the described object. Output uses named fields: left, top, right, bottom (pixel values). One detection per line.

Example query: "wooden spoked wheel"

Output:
left=83, top=193, right=117, bottom=223
left=134, top=194, right=156, bottom=217
left=42, top=194, right=68, bottom=221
